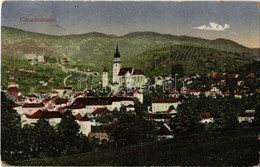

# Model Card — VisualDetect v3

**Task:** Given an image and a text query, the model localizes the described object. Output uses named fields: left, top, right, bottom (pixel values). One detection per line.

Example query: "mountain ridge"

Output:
left=2, top=26, right=258, bottom=50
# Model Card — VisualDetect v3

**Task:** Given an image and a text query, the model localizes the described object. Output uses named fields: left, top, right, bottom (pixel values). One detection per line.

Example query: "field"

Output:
left=13, top=129, right=260, bottom=166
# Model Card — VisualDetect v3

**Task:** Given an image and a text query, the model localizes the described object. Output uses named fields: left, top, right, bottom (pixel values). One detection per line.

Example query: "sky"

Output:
left=1, top=1, right=260, bottom=48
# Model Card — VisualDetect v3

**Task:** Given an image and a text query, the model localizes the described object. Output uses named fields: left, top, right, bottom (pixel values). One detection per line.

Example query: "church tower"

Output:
left=102, top=67, right=108, bottom=88
left=112, top=45, right=121, bottom=83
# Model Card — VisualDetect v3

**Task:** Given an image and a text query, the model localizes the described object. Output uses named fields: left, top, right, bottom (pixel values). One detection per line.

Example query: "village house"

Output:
left=145, top=113, right=174, bottom=122
left=154, top=76, right=164, bottom=86
left=199, top=112, right=214, bottom=124
left=157, top=123, right=174, bottom=140
left=22, top=102, right=45, bottom=115
left=210, top=86, right=222, bottom=96
left=54, top=87, right=73, bottom=97
left=133, top=91, right=143, bottom=103
left=65, top=96, right=135, bottom=116
left=151, top=97, right=180, bottom=113
left=21, top=109, right=62, bottom=127
left=238, top=110, right=255, bottom=124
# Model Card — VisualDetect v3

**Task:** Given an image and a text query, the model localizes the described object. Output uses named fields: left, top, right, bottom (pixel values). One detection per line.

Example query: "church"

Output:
left=102, top=45, right=147, bottom=89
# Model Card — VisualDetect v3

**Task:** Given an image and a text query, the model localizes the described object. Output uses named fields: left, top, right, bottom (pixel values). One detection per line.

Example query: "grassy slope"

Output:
left=13, top=130, right=259, bottom=166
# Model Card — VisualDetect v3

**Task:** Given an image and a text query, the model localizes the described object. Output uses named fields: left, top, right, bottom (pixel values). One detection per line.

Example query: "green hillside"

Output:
left=1, top=26, right=259, bottom=93
left=130, top=45, right=257, bottom=76
left=13, top=130, right=259, bottom=166
left=2, top=27, right=259, bottom=71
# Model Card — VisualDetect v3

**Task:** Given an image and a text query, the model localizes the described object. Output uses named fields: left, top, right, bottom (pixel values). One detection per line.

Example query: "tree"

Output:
left=57, top=109, right=84, bottom=155
left=173, top=99, right=202, bottom=135
left=1, top=92, right=23, bottom=162
left=31, top=118, right=59, bottom=157
left=212, top=102, right=238, bottom=131
left=134, top=98, right=147, bottom=118
left=171, top=63, right=184, bottom=78
left=106, top=112, right=155, bottom=147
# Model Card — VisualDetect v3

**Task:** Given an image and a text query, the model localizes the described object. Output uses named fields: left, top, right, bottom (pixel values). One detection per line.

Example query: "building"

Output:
left=102, top=68, right=108, bottom=88
left=65, top=96, right=135, bottom=116
left=113, top=45, right=121, bottom=83
left=151, top=98, right=180, bottom=113
left=110, top=45, right=146, bottom=88
left=117, top=68, right=146, bottom=89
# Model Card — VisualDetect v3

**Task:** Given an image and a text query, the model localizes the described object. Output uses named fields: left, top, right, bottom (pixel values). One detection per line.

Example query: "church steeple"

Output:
left=113, top=44, right=121, bottom=83
left=114, top=44, right=120, bottom=58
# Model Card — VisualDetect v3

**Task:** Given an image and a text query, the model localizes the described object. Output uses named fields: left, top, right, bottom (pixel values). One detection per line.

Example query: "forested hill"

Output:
left=129, top=45, right=258, bottom=76
left=2, top=26, right=259, bottom=76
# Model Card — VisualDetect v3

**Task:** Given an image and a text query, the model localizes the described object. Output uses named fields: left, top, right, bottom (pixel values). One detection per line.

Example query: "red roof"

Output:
left=152, top=98, right=179, bottom=103
left=118, top=68, right=133, bottom=76
left=7, top=87, right=19, bottom=96
left=75, top=113, right=91, bottom=121
left=157, top=124, right=173, bottom=136
left=132, top=69, right=145, bottom=75
left=240, top=113, right=255, bottom=117
left=199, top=112, right=211, bottom=120
left=67, top=97, right=134, bottom=109
left=92, top=107, right=111, bottom=115
left=51, top=97, right=68, bottom=105
left=189, top=89, right=200, bottom=93
left=22, top=102, right=44, bottom=108
left=246, top=73, right=255, bottom=78
left=26, top=110, right=62, bottom=119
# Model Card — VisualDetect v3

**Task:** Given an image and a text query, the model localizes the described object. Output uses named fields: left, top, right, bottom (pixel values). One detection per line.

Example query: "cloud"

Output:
left=193, top=22, right=230, bottom=31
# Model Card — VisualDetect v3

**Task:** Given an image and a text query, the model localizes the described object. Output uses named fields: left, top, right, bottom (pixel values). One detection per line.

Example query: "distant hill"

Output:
left=1, top=26, right=259, bottom=76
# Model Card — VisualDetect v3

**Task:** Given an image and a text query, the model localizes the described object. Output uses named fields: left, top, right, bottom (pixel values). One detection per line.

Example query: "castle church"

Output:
left=102, top=45, right=146, bottom=89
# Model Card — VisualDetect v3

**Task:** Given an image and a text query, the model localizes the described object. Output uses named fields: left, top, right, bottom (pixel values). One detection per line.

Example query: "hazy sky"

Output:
left=1, top=1, right=259, bottom=48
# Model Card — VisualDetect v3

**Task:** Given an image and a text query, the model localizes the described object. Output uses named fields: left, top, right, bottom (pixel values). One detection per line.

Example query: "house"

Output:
left=22, top=102, right=44, bottom=115
left=92, top=107, right=111, bottom=117
left=133, top=91, right=143, bottom=103
left=21, top=110, right=62, bottom=127
left=125, top=104, right=135, bottom=112
left=188, top=89, right=201, bottom=97
left=12, top=104, right=23, bottom=115
left=154, top=76, right=164, bottom=86
left=199, top=112, right=214, bottom=124
left=223, top=90, right=231, bottom=97
left=246, top=73, right=255, bottom=78
left=54, top=87, right=73, bottom=97
left=157, top=123, right=174, bottom=139
left=7, top=86, right=19, bottom=97
left=234, top=91, right=243, bottom=99
left=238, top=110, right=255, bottom=123
left=210, top=86, right=222, bottom=95
left=117, top=68, right=146, bottom=89
left=145, top=113, right=174, bottom=122
left=65, top=96, right=134, bottom=116
left=25, top=94, right=39, bottom=103
left=74, top=113, right=94, bottom=136
left=152, top=98, right=180, bottom=113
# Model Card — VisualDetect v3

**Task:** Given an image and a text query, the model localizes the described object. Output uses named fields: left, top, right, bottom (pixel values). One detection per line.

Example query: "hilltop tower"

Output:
left=102, top=67, right=108, bottom=88
left=112, top=45, right=121, bottom=83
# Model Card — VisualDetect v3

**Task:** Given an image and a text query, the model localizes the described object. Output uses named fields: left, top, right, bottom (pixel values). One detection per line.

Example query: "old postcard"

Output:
left=1, top=1, right=260, bottom=166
